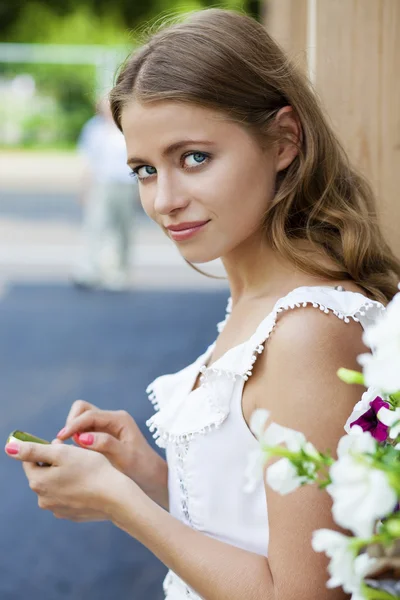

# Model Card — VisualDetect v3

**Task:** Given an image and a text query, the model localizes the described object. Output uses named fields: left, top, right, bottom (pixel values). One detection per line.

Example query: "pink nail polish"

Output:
left=78, top=433, right=94, bottom=446
left=57, top=427, right=67, bottom=438
left=5, top=442, right=20, bottom=455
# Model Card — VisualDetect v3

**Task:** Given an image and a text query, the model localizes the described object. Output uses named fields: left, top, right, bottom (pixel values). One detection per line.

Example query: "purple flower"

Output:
left=350, top=396, right=390, bottom=442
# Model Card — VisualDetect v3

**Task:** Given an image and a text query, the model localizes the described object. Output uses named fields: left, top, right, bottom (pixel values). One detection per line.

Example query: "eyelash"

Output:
left=129, top=151, right=211, bottom=182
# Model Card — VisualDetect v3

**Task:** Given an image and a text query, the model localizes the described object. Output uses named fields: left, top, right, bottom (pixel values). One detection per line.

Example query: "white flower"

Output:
left=264, top=423, right=305, bottom=451
left=357, top=291, right=400, bottom=393
left=266, top=458, right=308, bottom=494
left=246, top=409, right=311, bottom=493
left=250, top=409, right=306, bottom=451
left=358, top=351, right=400, bottom=394
left=377, top=406, right=400, bottom=439
left=303, top=441, right=319, bottom=458
left=312, top=529, right=376, bottom=595
left=249, top=409, right=270, bottom=440
left=344, top=387, right=382, bottom=434
left=245, top=409, right=270, bottom=493
left=350, top=593, right=366, bottom=600
left=328, top=431, right=397, bottom=537
left=337, top=428, right=376, bottom=457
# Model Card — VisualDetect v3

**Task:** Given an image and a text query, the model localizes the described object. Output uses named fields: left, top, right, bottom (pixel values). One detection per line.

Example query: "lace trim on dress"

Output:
left=163, top=570, right=200, bottom=599
left=239, top=293, right=384, bottom=382
left=145, top=287, right=385, bottom=448
left=145, top=345, right=231, bottom=448
left=174, top=441, right=193, bottom=527
left=146, top=385, right=159, bottom=411
left=146, top=388, right=230, bottom=448
left=145, top=296, right=232, bottom=447
left=201, top=288, right=385, bottom=381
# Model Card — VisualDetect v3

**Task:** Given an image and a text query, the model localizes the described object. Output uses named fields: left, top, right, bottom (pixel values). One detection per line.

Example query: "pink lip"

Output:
left=167, top=221, right=210, bottom=241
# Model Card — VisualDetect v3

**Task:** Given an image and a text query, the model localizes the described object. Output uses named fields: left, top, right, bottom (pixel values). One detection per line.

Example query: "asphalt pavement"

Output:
left=0, top=280, right=228, bottom=600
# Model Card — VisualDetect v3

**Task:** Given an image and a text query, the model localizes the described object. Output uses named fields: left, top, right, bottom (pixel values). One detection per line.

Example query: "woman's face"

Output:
left=121, top=100, right=278, bottom=264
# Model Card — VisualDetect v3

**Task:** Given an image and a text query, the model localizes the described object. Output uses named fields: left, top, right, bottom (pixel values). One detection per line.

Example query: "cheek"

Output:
left=216, top=165, right=274, bottom=230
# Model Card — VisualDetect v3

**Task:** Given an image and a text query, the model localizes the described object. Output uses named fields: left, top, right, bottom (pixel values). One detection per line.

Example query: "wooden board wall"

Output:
left=265, top=0, right=400, bottom=256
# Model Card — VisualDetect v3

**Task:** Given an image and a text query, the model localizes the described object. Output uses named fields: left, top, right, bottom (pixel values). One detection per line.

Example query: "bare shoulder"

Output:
left=247, top=305, right=369, bottom=598
left=272, top=300, right=367, bottom=361
left=249, top=305, right=369, bottom=449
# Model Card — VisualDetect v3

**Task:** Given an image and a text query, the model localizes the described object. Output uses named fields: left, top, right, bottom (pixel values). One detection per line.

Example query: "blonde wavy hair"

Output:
left=110, top=8, right=400, bottom=304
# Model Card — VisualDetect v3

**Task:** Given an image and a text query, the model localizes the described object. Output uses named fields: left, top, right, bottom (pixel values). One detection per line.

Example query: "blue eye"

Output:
left=131, top=152, right=209, bottom=181
left=183, top=152, right=209, bottom=168
left=131, top=165, right=157, bottom=181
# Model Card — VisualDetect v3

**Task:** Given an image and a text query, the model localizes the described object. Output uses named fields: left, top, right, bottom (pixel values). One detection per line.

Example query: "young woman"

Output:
left=5, top=9, right=400, bottom=600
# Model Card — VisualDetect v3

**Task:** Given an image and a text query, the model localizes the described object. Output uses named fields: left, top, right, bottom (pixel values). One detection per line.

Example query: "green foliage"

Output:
left=0, top=0, right=255, bottom=149
left=2, top=0, right=251, bottom=43
left=3, top=3, right=132, bottom=45
left=1, top=62, right=96, bottom=149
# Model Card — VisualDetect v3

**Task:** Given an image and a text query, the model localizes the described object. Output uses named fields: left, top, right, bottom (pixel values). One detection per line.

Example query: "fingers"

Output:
left=65, top=400, right=97, bottom=427
left=22, top=459, right=41, bottom=479
left=56, top=399, right=98, bottom=439
left=58, top=409, right=128, bottom=441
left=5, top=441, right=58, bottom=465
left=72, top=431, right=121, bottom=458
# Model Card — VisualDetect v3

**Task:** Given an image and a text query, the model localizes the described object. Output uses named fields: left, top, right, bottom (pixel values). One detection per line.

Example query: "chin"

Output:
left=179, top=247, right=222, bottom=264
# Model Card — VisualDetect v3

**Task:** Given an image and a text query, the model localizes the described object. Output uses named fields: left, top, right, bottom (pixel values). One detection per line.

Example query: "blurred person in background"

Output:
left=72, top=96, right=139, bottom=291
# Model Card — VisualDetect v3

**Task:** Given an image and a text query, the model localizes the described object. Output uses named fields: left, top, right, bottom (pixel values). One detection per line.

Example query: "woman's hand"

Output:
left=56, top=400, right=168, bottom=508
left=4, top=439, right=129, bottom=522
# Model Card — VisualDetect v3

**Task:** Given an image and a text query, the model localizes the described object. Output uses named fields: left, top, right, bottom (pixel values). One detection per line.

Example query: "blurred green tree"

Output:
left=0, top=0, right=260, bottom=149
left=0, top=0, right=260, bottom=42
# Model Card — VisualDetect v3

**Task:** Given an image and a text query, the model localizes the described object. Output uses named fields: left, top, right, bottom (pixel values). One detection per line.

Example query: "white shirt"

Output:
left=78, top=115, right=133, bottom=184
left=146, top=285, right=385, bottom=599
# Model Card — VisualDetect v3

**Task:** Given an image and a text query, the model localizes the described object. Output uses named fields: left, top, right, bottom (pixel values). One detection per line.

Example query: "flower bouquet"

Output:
left=245, top=287, right=400, bottom=599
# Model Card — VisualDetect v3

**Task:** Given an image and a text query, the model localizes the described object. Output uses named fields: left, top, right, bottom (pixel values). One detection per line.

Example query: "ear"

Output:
left=274, top=106, right=302, bottom=173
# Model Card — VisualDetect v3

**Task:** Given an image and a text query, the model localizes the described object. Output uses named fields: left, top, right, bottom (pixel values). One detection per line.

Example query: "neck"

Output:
left=221, top=232, right=329, bottom=306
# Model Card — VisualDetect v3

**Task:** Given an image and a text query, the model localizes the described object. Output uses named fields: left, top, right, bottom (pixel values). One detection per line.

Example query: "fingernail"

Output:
left=57, top=427, right=67, bottom=438
left=5, top=442, right=20, bottom=455
left=78, top=433, right=94, bottom=446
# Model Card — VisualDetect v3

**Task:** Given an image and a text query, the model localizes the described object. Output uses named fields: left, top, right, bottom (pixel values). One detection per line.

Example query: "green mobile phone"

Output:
left=7, top=430, right=51, bottom=466
left=7, top=430, right=50, bottom=445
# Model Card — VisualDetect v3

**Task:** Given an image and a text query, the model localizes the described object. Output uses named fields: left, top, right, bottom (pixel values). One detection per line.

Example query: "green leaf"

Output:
left=362, top=583, right=400, bottom=599
left=389, top=392, right=400, bottom=407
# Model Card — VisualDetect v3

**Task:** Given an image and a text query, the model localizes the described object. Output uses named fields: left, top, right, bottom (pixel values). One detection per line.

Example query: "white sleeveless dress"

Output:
left=146, top=285, right=385, bottom=600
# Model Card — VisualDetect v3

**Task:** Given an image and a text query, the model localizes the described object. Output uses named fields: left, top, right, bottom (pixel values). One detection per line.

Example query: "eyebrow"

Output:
left=126, top=140, right=216, bottom=166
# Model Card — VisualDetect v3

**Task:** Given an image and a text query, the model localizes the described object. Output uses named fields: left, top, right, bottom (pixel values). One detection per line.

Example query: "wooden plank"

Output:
left=264, top=0, right=309, bottom=71
left=380, top=1, right=400, bottom=254
left=264, top=0, right=400, bottom=255
left=316, top=0, right=400, bottom=253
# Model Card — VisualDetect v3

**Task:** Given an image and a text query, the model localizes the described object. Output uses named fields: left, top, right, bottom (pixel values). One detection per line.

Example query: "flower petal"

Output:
left=249, top=409, right=270, bottom=440
left=266, top=458, right=302, bottom=495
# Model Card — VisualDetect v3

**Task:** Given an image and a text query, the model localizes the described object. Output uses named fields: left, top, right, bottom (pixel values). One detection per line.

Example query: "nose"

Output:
left=153, top=172, right=189, bottom=216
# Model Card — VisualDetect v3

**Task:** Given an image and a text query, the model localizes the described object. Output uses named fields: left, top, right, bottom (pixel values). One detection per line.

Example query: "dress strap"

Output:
left=145, top=285, right=385, bottom=448
left=201, top=285, right=385, bottom=381
left=243, top=285, right=385, bottom=379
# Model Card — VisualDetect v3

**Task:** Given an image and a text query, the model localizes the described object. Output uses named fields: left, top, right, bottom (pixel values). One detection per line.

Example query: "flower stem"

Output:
left=337, top=368, right=365, bottom=385
left=262, top=445, right=332, bottom=467
left=361, top=583, right=400, bottom=599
